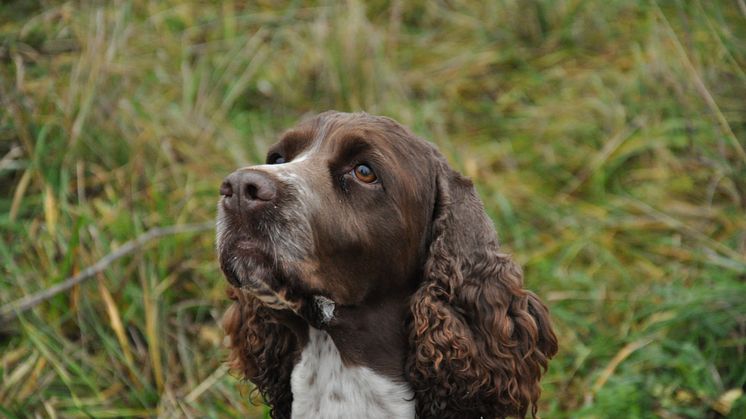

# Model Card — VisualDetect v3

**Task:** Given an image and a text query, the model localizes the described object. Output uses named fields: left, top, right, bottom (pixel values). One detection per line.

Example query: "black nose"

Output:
left=220, top=170, right=277, bottom=213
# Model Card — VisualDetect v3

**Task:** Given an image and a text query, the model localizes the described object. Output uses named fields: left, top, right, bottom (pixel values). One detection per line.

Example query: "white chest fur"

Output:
left=290, top=328, right=415, bottom=419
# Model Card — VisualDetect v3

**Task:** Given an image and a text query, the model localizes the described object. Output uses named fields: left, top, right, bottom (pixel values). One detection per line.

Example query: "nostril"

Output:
left=242, top=174, right=276, bottom=202
left=245, top=183, right=259, bottom=200
left=220, top=181, right=234, bottom=197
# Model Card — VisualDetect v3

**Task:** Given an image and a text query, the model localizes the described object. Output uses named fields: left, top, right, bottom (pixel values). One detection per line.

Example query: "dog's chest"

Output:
left=290, top=328, right=414, bottom=419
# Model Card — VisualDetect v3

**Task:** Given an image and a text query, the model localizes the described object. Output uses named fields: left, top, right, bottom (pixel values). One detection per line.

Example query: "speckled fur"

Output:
left=290, top=328, right=414, bottom=419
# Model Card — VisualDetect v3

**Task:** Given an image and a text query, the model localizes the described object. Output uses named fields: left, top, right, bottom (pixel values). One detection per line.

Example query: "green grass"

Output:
left=1, top=0, right=744, bottom=417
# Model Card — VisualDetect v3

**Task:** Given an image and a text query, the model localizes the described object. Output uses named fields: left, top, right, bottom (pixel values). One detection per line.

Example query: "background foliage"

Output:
left=1, top=1, right=745, bottom=417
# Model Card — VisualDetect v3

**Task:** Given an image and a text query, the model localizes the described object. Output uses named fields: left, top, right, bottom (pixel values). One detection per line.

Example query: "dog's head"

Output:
left=217, top=111, right=436, bottom=319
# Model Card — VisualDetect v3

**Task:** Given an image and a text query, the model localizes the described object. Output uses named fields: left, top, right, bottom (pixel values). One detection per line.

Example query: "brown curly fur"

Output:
left=406, top=158, right=558, bottom=418
left=223, top=287, right=298, bottom=419
left=221, top=118, right=558, bottom=419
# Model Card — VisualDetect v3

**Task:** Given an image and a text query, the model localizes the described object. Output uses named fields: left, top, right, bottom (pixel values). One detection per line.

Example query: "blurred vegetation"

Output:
left=1, top=0, right=745, bottom=418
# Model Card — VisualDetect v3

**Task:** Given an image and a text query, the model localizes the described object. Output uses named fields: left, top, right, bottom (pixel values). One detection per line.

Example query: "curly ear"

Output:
left=223, top=287, right=297, bottom=419
left=407, top=160, right=558, bottom=419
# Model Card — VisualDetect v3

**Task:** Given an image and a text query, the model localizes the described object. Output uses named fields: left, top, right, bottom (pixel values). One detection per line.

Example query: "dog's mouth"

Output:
left=218, top=237, right=339, bottom=325
left=219, top=239, right=273, bottom=286
left=218, top=235, right=306, bottom=312
left=235, top=239, right=259, bottom=251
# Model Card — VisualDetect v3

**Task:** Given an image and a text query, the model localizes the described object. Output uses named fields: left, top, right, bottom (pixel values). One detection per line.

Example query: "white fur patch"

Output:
left=290, top=328, right=415, bottom=419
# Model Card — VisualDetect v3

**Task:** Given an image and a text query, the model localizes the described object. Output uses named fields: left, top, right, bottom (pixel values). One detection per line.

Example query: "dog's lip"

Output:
left=219, top=236, right=263, bottom=255
left=235, top=240, right=259, bottom=251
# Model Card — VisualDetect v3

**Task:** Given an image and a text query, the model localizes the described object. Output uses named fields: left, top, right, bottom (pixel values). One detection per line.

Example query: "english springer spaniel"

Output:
left=217, top=111, right=558, bottom=419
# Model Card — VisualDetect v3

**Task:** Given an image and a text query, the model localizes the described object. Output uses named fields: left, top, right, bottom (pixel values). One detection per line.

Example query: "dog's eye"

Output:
left=268, top=153, right=286, bottom=164
left=353, top=164, right=377, bottom=183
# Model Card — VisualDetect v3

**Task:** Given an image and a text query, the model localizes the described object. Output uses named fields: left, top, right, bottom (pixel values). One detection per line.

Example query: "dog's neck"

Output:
left=290, top=327, right=414, bottom=418
left=277, top=294, right=414, bottom=418
left=324, top=294, right=411, bottom=377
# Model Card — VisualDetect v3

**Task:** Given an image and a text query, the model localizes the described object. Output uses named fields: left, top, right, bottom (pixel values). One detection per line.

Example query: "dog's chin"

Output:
left=220, top=251, right=301, bottom=311
left=220, top=259, right=266, bottom=289
left=220, top=249, right=340, bottom=328
left=219, top=236, right=271, bottom=284
left=221, top=263, right=243, bottom=288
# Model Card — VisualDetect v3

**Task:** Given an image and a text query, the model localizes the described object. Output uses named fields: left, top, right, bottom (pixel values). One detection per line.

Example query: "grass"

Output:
left=1, top=0, right=744, bottom=417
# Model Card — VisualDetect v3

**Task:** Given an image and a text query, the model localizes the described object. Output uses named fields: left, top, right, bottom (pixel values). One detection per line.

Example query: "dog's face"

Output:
left=216, top=112, right=437, bottom=313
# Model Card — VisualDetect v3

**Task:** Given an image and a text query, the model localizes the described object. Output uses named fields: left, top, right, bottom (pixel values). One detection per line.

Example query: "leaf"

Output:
left=712, top=388, right=743, bottom=416
left=43, top=184, right=58, bottom=236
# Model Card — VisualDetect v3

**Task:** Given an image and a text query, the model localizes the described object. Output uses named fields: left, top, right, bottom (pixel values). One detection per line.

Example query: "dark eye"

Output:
left=268, top=153, right=286, bottom=164
left=353, top=164, right=377, bottom=183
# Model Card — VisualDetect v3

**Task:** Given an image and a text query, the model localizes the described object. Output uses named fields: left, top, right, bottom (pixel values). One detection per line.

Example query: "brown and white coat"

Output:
left=217, top=111, right=558, bottom=419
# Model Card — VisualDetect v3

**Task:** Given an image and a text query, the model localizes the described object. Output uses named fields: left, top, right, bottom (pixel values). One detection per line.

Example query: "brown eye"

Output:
left=353, top=164, right=377, bottom=183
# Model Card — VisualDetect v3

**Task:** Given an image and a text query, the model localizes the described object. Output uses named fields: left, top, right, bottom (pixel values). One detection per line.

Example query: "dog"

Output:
left=217, top=111, right=557, bottom=418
